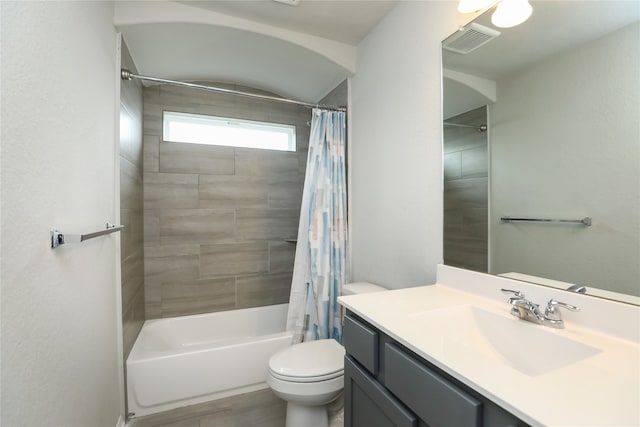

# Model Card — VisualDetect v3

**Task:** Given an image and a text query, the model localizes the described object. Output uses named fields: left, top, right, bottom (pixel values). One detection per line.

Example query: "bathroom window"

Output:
left=163, top=111, right=296, bottom=152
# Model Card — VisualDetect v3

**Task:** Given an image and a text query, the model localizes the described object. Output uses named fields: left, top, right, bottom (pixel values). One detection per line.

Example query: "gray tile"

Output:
left=199, top=175, right=268, bottom=208
left=143, top=210, right=160, bottom=247
left=121, top=157, right=143, bottom=211
left=128, top=389, right=285, bottom=427
left=235, top=148, right=299, bottom=177
left=298, top=149, right=309, bottom=176
left=236, top=272, right=292, bottom=308
left=268, top=241, right=296, bottom=273
left=198, top=408, right=234, bottom=427
left=160, top=141, right=235, bottom=175
left=461, top=145, right=488, bottom=178
left=443, top=106, right=488, bottom=154
left=295, top=124, right=311, bottom=151
left=160, top=82, right=238, bottom=110
left=120, top=107, right=143, bottom=169
left=443, top=177, right=488, bottom=211
left=444, top=235, right=488, bottom=273
left=143, top=106, right=162, bottom=136
left=131, top=414, right=200, bottom=427
left=230, top=388, right=286, bottom=427
left=143, top=134, right=159, bottom=173
left=144, top=244, right=200, bottom=283
left=144, top=172, right=199, bottom=209
left=268, top=173, right=303, bottom=209
left=145, top=302, right=162, bottom=320
left=200, top=242, right=268, bottom=277
left=161, top=277, right=236, bottom=317
left=141, top=79, right=319, bottom=322
left=143, top=85, right=159, bottom=101
left=320, top=79, right=348, bottom=108
left=144, top=280, right=163, bottom=320
left=462, top=207, right=488, bottom=240
left=159, top=209, right=235, bottom=245
left=122, top=247, right=144, bottom=306
left=443, top=152, right=462, bottom=182
left=122, top=284, right=144, bottom=359
left=120, top=208, right=143, bottom=261
left=236, top=208, right=299, bottom=240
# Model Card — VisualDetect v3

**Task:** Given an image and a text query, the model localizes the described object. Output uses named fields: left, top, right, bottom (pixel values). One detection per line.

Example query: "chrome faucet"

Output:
left=501, top=289, right=579, bottom=329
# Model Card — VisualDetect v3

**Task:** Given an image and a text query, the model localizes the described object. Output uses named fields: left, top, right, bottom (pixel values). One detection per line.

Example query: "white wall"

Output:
left=350, top=1, right=468, bottom=289
left=1, top=2, right=123, bottom=425
left=490, top=23, right=640, bottom=296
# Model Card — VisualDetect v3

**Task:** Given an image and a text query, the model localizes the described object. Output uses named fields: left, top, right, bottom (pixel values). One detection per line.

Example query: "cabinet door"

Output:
left=345, top=356, right=417, bottom=427
left=385, top=343, right=482, bottom=427
left=344, top=314, right=379, bottom=375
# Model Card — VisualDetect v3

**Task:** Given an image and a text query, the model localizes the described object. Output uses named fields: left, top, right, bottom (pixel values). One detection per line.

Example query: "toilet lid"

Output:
left=269, top=339, right=345, bottom=382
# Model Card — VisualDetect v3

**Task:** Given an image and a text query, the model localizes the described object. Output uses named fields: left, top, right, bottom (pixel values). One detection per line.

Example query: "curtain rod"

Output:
left=443, top=121, right=487, bottom=132
left=120, top=69, right=346, bottom=112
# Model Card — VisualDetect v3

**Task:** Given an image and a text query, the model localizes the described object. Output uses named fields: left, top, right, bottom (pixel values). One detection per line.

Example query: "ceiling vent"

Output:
left=443, top=23, right=501, bottom=54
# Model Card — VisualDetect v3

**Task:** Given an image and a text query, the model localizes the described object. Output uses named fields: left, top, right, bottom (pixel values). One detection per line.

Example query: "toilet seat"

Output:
left=269, top=368, right=343, bottom=383
left=268, top=339, right=345, bottom=383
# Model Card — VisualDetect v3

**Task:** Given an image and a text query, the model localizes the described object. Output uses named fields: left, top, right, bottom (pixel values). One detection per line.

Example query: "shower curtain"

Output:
left=286, top=108, right=348, bottom=344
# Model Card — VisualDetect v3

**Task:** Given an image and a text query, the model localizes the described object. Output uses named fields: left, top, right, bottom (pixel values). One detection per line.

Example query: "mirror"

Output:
left=442, top=1, right=639, bottom=305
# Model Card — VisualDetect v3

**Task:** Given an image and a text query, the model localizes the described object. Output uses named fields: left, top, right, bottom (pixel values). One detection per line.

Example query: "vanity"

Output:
left=338, top=265, right=640, bottom=427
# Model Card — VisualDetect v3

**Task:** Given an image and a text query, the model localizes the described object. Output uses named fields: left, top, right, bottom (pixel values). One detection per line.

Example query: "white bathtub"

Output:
left=126, top=304, right=293, bottom=418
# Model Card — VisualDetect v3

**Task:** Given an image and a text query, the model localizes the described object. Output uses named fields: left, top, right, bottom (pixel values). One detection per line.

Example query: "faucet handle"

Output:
left=545, top=299, right=579, bottom=321
left=501, top=288, right=524, bottom=298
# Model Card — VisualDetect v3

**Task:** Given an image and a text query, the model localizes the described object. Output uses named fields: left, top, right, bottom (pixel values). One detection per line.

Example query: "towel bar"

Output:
left=51, top=223, right=124, bottom=249
left=500, top=216, right=592, bottom=226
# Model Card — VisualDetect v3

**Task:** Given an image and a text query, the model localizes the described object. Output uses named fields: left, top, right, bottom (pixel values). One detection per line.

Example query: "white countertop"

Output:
left=339, top=269, right=640, bottom=427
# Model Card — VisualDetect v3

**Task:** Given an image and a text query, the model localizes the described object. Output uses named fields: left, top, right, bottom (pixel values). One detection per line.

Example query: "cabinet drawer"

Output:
left=344, top=314, right=379, bottom=375
left=385, top=343, right=482, bottom=427
left=345, top=356, right=417, bottom=427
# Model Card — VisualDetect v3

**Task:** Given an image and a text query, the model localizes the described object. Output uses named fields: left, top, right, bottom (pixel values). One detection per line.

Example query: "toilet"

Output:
left=267, top=282, right=388, bottom=427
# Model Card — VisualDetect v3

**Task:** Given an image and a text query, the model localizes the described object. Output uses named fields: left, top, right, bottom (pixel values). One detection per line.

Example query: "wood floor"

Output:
left=127, top=389, right=344, bottom=427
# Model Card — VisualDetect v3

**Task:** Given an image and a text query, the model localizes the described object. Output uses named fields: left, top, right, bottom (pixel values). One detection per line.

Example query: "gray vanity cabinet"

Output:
left=343, top=312, right=530, bottom=427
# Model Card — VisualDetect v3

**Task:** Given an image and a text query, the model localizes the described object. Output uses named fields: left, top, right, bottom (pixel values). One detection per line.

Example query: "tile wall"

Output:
left=120, top=41, right=145, bottom=358
left=142, top=83, right=311, bottom=318
left=443, top=106, right=488, bottom=272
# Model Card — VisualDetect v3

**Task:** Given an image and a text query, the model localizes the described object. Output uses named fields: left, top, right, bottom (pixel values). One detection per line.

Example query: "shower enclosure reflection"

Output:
left=442, top=1, right=640, bottom=302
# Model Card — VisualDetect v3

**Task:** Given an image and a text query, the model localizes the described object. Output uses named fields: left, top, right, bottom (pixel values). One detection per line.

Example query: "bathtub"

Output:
left=126, top=304, right=293, bottom=418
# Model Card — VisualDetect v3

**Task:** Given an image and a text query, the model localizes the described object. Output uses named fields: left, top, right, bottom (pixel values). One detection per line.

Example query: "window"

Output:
left=163, top=111, right=296, bottom=152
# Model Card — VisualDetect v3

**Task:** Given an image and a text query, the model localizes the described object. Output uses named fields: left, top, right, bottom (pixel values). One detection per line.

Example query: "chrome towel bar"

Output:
left=500, top=216, right=592, bottom=226
left=51, top=223, right=124, bottom=249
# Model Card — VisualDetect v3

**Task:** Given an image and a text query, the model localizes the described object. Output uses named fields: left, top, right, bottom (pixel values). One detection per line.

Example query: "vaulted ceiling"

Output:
left=115, top=0, right=398, bottom=102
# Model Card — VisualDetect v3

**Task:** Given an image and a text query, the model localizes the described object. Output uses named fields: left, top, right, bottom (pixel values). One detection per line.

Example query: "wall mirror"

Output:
left=442, top=1, right=639, bottom=305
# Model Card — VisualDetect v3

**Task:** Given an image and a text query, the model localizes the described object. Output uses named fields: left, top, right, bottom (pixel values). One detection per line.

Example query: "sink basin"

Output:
left=410, top=305, right=601, bottom=376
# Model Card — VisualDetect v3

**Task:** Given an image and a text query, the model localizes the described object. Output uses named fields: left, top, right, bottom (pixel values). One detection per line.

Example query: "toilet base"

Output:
left=286, top=402, right=328, bottom=427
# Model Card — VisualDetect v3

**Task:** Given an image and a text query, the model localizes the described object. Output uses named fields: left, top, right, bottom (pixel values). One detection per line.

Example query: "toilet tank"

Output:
left=342, top=282, right=387, bottom=295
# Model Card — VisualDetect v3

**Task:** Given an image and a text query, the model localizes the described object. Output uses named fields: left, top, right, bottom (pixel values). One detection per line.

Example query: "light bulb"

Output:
left=457, top=0, right=499, bottom=14
left=491, top=0, right=533, bottom=28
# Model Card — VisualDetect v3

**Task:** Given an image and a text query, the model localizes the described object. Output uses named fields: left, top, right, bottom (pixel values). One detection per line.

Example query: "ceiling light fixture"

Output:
left=457, top=0, right=533, bottom=28
left=491, top=0, right=533, bottom=28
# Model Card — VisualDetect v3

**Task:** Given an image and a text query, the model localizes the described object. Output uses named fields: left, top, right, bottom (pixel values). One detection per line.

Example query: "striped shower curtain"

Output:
left=286, top=108, right=348, bottom=344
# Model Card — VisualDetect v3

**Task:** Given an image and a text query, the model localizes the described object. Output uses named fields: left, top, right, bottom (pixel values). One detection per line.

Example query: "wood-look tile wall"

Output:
left=142, top=83, right=310, bottom=319
left=120, top=41, right=145, bottom=358
left=443, top=106, right=488, bottom=273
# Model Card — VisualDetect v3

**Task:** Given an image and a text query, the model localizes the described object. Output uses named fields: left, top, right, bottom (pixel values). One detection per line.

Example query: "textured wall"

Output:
left=1, top=2, right=122, bottom=425
left=443, top=106, right=488, bottom=273
left=142, top=84, right=311, bottom=318
left=120, top=40, right=145, bottom=358
left=350, top=2, right=465, bottom=289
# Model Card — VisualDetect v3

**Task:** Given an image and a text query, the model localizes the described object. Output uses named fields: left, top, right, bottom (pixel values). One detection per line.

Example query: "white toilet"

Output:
left=267, top=282, right=387, bottom=427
